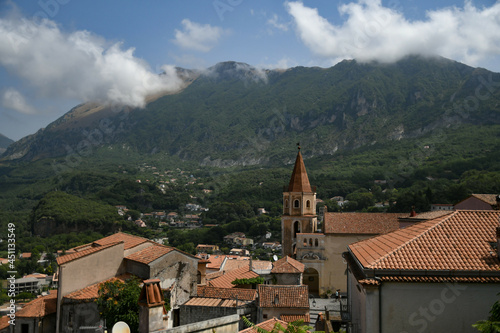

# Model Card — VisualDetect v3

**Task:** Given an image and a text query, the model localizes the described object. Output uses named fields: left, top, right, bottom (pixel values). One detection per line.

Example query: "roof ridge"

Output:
left=367, top=211, right=457, bottom=268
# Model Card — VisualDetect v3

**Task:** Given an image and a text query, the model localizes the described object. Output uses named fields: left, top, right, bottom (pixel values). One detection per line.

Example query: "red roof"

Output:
left=197, top=286, right=257, bottom=301
left=64, top=274, right=133, bottom=301
left=280, top=314, right=311, bottom=323
left=208, top=266, right=259, bottom=288
left=324, top=212, right=400, bottom=234
left=239, top=318, right=289, bottom=332
left=93, top=232, right=149, bottom=250
left=16, top=290, right=57, bottom=318
left=287, top=150, right=313, bottom=193
left=271, top=256, right=305, bottom=274
left=349, top=210, right=500, bottom=275
left=258, top=285, right=309, bottom=309
left=57, top=242, right=121, bottom=265
left=125, top=244, right=175, bottom=264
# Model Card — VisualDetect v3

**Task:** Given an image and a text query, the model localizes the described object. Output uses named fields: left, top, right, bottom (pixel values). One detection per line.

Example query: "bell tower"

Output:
left=282, top=146, right=317, bottom=258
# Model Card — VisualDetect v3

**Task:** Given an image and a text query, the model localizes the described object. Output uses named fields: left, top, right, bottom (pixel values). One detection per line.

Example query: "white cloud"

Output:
left=267, top=14, right=289, bottom=31
left=1, top=88, right=36, bottom=114
left=0, top=16, right=184, bottom=111
left=286, top=0, right=500, bottom=66
left=173, top=19, right=228, bottom=52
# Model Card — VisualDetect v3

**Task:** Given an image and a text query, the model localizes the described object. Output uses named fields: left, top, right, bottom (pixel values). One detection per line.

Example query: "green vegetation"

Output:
left=231, top=277, right=265, bottom=286
left=473, top=293, right=500, bottom=332
left=31, top=191, right=120, bottom=236
left=96, top=277, right=141, bottom=333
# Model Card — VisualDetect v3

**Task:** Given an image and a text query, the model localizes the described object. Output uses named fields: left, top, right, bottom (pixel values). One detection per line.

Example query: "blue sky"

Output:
left=0, top=0, right=499, bottom=141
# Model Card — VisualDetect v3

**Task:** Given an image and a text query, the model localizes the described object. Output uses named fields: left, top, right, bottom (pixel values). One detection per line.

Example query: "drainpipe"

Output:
left=375, top=277, right=382, bottom=333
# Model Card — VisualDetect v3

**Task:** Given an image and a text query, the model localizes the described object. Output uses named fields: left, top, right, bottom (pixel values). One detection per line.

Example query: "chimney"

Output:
left=249, top=256, right=253, bottom=272
left=410, top=206, right=417, bottom=217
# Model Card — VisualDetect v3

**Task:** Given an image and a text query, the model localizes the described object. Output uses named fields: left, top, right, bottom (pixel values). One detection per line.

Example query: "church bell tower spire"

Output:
left=281, top=145, right=317, bottom=258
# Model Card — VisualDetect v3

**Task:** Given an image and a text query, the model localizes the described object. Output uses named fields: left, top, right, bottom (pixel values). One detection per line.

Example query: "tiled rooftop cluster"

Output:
left=257, top=285, right=309, bottom=309
left=348, top=210, right=500, bottom=282
left=271, top=256, right=305, bottom=274
left=197, top=286, right=257, bottom=301
left=324, top=212, right=401, bottom=234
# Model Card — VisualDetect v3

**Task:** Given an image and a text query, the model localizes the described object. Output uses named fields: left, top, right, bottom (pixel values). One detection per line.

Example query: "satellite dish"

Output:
left=112, top=322, right=130, bottom=333
left=273, top=255, right=278, bottom=261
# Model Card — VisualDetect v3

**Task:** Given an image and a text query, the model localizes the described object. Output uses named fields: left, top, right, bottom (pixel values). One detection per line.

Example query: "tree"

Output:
left=96, top=277, right=141, bottom=332
left=473, top=293, right=500, bottom=333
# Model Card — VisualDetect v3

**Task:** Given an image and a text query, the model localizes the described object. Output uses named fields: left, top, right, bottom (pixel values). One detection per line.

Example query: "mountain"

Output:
left=0, top=133, right=14, bottom=155
left=3, top=56, right=500, bottom=166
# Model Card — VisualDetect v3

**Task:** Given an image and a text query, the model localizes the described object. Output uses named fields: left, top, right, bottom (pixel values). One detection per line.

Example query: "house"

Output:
left=224, top=232, right=246, bottom=244
left=281, top=148, right=401, bottom=295
left=180, top=286, right=258, bottom=330
left=53, top=232, right=200, bottom=332
left=196, top=244, right=220, bottom=253
left=234, top=237, right=254, bottom=246
left=454, top=193, right=500, bottom=210
left=344, top=210, right=500, bottom=333
left=230, top=249, right=250, bottom=256
left=1, top=290, right=58, bottom=333
left=271, top=256, right=304, bottom=285
left=257, top=285, right=309, bottom=323
left=208, top=266, right=260, bottom=289
left=430, top=203, right=454, bottom=211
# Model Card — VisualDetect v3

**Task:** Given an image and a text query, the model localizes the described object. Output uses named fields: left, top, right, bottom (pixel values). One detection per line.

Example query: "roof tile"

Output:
left=324, top=212, right=401, bottom=234
left=258, top=285, right=309, bottom=309
left=349, top=210, right=500, bottom=273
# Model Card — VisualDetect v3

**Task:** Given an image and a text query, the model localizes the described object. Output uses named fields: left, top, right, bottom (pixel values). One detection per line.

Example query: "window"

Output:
left=303, top=239, right=307, bottom=246
left=306, top=200, right=311, bottom=208
left=293, top=221, right=300, bottom=238
left=294, top=199, right=300, bottom=208
left=315, top=238, right=319, bottom=247
left=285, top=199, right=289, bottom=208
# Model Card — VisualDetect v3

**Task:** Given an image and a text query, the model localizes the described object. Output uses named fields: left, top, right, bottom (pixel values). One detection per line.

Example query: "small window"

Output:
left=294, top=200, right=300, bottom=208
left=306, top=200, right=311, bottom=208
left=285, top=199, right=289, bottom=208
left=315, top=238, right=319, bottom=247
left=309, top=239, right=313, bottom=246
left=303, top=239, right=307, bottom=246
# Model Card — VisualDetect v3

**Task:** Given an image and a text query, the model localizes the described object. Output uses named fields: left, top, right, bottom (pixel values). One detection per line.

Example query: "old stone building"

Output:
left=282, top=148, right=401, bottom=295
left=54, top=232, right=200, bottom=332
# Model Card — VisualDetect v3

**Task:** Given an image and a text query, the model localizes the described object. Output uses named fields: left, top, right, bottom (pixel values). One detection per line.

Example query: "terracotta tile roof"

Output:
left=0, top=316, right=9, bottom=330
left=324, top=212, right=401, bottom=234
left=206, top=270, right=224, bottom=280
left=93, top=232, right=149, bottom=250
left=223, top=258, right=272, bottom=272
left=349, top=210, right=500, bottom=275
left=125, top=244, right=175, bottom=264
left=470, top=194, right=498, bottom=206
left=183, top=297, right=249, bottom=307
left=16, top=290, right=57, bottom=318
left=271, top=256, right=305, bottom=274
left=239, top=318, right=289, bottom=333
left=57, top=242, right=121, bottom=265
left=206, top=255, right=227, bottom=270
left=208, top=266, right=259, bottom=288
left=280, top=314, right=311, bottom=323
left=258, top=285, right=309, bottom=309
left=287, top=150, right=313, bottom=193
left=197, top=286, right=257, bottom=301
left=64, top=274, right=133, bottom=301
left=408, top=210, right=453, bottom=220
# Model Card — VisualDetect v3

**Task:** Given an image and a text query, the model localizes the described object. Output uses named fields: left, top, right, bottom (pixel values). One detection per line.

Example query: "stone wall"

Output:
left=161, top=314, right=240, bottom=333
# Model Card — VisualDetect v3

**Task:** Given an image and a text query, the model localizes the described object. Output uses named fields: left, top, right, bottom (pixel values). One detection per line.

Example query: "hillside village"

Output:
left=1, top=148, right=499, bottom=333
